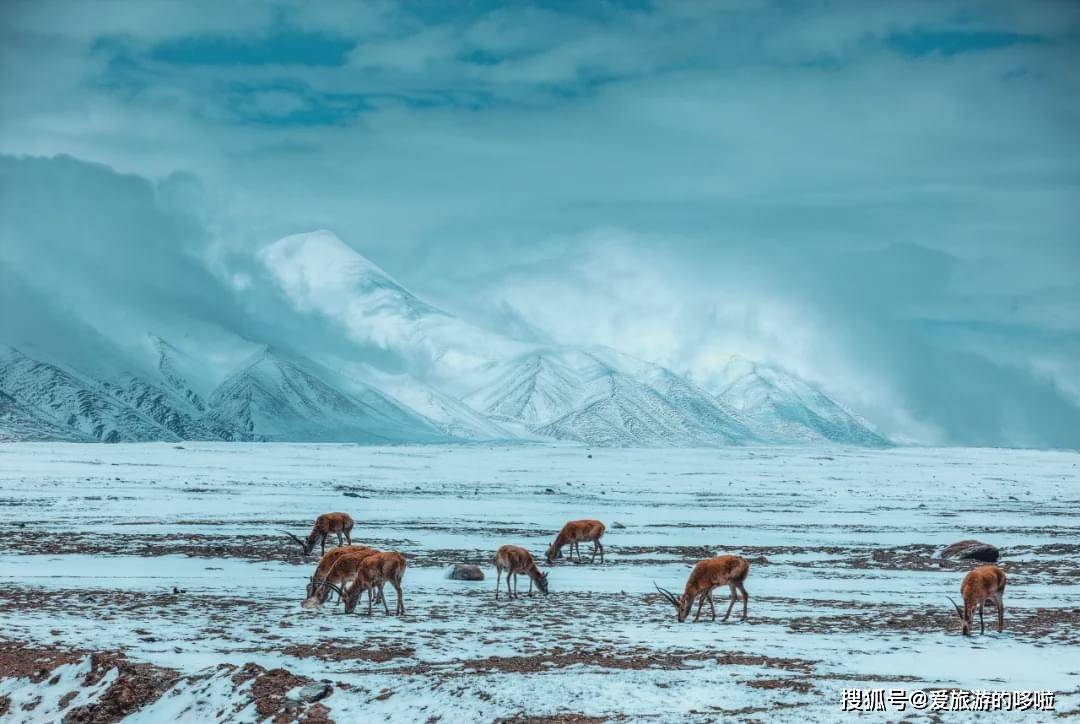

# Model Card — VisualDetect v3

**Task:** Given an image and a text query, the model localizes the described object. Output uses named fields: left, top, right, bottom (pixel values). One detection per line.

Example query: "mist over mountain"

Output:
left=0, top=155, right=891, bottom=446
left=715, top=356, right=889, bottom=447
left=5, top=153, right=1079, bottom=448
left=3, top=1, right=1079, bottom=449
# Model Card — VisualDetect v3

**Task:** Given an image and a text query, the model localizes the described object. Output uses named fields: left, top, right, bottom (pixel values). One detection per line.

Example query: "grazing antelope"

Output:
left=654, top=555, right=750, bottom=623
left=546, top=519, right=605, bottom=564
left=495, top=545, right=549, bottom=600
left=283, top=512, right=354, bottom=556
left=342, top=551, right=408, bottom=616
left=949, top=565, right=1006, bottom=636
left=301, top=549, right=377, bottom=609
left=305, top=545, right=378, bottom=601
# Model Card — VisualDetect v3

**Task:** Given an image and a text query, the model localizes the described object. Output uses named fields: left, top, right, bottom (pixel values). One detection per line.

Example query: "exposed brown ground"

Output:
left=63, top=651, right=178, bottom=723
left=0, top=641, right=341, bottom=723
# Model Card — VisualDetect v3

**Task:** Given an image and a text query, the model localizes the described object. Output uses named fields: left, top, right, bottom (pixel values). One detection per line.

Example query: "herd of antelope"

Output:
left=283, top=512, right=1006, bottom=634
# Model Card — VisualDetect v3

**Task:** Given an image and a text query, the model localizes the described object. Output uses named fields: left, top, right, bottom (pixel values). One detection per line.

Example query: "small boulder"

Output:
left=299, top=682, right=332, bottom=703
left=939, top=540, right=1000, bottom=562
left=611, top=521, right=627, bottom=529
left=446, top=563, right=484, bottom=581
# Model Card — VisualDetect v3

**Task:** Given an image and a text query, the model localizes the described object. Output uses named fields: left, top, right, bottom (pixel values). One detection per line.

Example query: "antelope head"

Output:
left=948, top=597, right=971, bottom=636
left=534, top=570, right=550, bottom=594
left=343, top=575, right=371, bottom=614
left=545, top=544, right=562, bottom=564
left=655, top=582, right=692, bottom=622
left=301, top=577, right=343, bottom=609
left=305, top=574, right=340, bottom=601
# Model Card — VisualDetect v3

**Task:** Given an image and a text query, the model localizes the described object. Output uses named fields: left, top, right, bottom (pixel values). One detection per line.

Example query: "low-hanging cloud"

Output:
left=1, top=0, right=1078, bottom=447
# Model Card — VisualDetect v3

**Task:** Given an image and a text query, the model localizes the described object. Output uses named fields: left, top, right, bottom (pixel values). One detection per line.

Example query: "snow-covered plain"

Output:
left=0, top=443, right=1077, bottom=721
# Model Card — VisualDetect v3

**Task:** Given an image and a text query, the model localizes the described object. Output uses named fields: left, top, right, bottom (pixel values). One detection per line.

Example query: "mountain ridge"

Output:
left=0, top=231, right=888, bottom=447
left=714, top=356, right=888, bottom=446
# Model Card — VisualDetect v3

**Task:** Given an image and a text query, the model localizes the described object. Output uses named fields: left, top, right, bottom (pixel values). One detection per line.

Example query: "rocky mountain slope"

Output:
left=466, top=349, right=757, bottom=446
left=0, top=231, right=887, bottom=447
left=714, top=356, right=888, bottom=446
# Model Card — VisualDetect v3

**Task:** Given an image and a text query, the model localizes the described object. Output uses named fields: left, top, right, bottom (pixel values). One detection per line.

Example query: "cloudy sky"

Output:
left=1, top=0, right=1079, bottom=447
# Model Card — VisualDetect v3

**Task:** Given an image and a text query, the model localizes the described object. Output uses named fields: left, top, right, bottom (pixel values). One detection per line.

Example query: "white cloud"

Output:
left=1, top=0, right=1078, bottom=445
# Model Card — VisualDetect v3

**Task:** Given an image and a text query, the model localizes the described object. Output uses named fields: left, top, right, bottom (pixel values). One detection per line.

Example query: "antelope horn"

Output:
left=280, top=530, right=308, bottom=552
left=654, top=582, right=679, bottom=606
left=947, top=597, right=964, bottom=618
left=316, top=578, right=344, bottom=598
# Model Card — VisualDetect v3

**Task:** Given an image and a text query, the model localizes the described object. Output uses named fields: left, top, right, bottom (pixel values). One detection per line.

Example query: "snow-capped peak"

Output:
left=715, top=355, right=887, bottom=446
left=261, top=230, right=447, bottom=323
left=259, top=230, right=526, bottom=383
left=1, top=228, right=890, bottom=447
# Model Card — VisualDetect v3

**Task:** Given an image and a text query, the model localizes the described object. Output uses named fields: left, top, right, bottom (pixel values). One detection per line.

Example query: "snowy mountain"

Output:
left=465, top=349, right=757, bottom=447
left=349, top=363, right=514, bottom=441
left=205, top=347, right=447, bottom=443
left=0, top=343, right=455, bottom=444
left=99, top=373, right=230, bottom=441
left=151, top=336, right=212, bottom=412
left=0, top=389, right=92, bottom=442
left=714, top=356, right=888, bottom=446
left=260, top=230, right=526, bottom=383
left=465, top=352, right=585, bottom=425
left=0, top=346, right=179, bottom=442
left=0, top=227, right=889, bottom=447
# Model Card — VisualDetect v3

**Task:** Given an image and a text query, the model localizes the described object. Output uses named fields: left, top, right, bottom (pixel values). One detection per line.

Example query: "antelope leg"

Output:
left=722, top=585, right=738, bottom=621
left=694, top=593, right=707, bottom=621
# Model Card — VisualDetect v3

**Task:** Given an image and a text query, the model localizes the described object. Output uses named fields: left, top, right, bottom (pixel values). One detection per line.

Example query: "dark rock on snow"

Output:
left=447, top=563, right=485, bottom=581
left=940, top=540, right=1000, bottom=562
left=298, top=682, right=332, bottom=703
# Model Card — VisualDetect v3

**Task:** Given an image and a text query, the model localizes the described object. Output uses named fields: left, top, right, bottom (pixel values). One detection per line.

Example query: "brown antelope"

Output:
left=654, top=555, right=750, bottom=623
left=301, top=549, right=377, bottom=609
left=495, top=545, right=549, bottom=600
left=304, top=545, right=378, bottom=601
left=546, top=519, right=605, bottom=564
left=283, top=512, right=354, bottom=556
left=342, top=551, right=408, bottom=616
left=949, top=565, right=1006, bottom=636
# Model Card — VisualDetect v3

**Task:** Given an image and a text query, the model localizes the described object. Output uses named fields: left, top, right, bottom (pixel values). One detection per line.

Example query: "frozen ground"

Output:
left=0, top=443, right=1077, bottom=722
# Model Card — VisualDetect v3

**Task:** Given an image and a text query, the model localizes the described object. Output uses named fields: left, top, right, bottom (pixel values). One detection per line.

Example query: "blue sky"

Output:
left=1, top=0, right=1079, bottom=446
